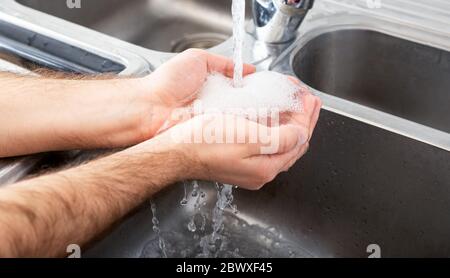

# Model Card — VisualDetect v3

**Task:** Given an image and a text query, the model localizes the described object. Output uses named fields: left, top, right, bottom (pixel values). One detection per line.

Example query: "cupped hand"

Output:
left=149, top=85, right=322, bottom=190
left=136, top=49, right=256, bottom=139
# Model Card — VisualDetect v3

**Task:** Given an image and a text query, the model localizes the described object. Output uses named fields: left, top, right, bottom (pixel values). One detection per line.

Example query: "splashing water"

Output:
left=143, top=1, right=307, bottom=259
left=180, top=181, right=188, bottom=206
left=211, top=183, right=236, bottom=241
left=232, top=0, right=246, bottom=87
left=191, top=180, right=199, bottom=197
left=204, top=0, right=258, bottom=241
left=141, top=210, right=313, bottom=258
left=198, top=183, right=237, bottom=257
left=141, top=183, right=313, bottom=258
left=150, top=201, right=167, bottom=258
left=187, top=180, right=207, bottom=233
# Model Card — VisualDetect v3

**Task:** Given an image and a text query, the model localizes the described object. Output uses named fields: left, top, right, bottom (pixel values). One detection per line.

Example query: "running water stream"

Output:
left=196, top=0, right=247, bottom=257
left=150, top=0, right=247, bottom=258
left=150, top=201, right=167, bottom=258
left=232, top=0, right=246, bottom=87
left=143, top=0, right=311, bottom=258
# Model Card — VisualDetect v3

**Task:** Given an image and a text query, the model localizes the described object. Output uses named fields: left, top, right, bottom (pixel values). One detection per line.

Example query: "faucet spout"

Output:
left=252, top=0, right=315, bottom=44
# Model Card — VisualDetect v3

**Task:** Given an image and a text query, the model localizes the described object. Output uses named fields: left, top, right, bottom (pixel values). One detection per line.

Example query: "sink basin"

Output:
left=16, top=0, right=252, bottom=52
left=292, top=29, right=450, bottom=133
left=85, top=109, right=450, bottom=258
left=83, top=28, right=450, bottom=258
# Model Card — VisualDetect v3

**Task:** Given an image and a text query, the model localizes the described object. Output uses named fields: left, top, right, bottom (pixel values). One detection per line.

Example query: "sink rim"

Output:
left=14, top=0, right=241, bottom=53
left=1, top=0, right=155, bottom=74
left=272, top=15, right=450, bottom=152
left=6, top=0, right=241, bottom=65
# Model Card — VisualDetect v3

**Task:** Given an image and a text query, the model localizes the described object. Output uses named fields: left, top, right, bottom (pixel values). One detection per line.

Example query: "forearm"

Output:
left=0, top=139, right=187, bottom=257
left=0, top=72, right=166, bottom=157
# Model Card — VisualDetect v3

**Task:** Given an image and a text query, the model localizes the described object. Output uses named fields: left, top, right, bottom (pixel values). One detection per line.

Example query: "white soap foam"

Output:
left=194, top=71, right=302, bottom=116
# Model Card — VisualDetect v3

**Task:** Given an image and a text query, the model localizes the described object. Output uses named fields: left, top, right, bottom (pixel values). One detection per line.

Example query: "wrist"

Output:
left=51, top=77, right=168, bottom=150
left=122, top=136, right=193, bottom=186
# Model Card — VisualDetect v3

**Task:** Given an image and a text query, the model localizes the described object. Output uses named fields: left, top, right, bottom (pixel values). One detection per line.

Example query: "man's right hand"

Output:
left=135, top=86, right=321, bottom=190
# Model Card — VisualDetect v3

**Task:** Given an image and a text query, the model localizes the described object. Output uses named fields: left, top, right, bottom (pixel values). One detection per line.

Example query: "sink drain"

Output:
left=171, top=33, right=229, bottom=52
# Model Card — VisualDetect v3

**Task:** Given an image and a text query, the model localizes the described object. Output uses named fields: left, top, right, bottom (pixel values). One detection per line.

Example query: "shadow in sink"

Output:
left=16, top=0, right=252, bottom=52
left=292, top=29, right=450, bottom=133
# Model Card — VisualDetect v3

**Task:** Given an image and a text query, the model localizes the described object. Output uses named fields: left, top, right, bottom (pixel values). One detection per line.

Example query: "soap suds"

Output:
left=194, top=71, right=302, bottom=116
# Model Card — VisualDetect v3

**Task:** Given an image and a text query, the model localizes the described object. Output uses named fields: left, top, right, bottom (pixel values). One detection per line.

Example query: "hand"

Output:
left=0, top=49, right=255, bottom=157
left=145, top=86, right=322, bottom=190
left=136, top=49, right=256, bottom=139
left=50, top=49, right=255, bottom=152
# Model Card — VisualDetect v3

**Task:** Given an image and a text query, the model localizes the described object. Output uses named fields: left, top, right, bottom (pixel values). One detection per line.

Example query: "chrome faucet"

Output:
left=252, top=0, right=315, bottom=44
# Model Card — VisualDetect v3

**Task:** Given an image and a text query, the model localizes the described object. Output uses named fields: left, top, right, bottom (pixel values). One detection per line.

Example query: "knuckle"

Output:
left=248, top=172, right=268, bottom=190
left=267, top=172, right=278, bottom=183
left=257, top=171, right=267, bottom=183
left=249, top=168, right=277, bottom=190
left=250, top=180, right=266, bottom=191
left=261, top=170, right=276, bottom=185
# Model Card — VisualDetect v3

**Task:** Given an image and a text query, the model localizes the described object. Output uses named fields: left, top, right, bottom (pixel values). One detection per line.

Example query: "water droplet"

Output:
left=27, top=34, right=37, bottom=45
left=150, top=201, right=167, bottom=258
left=289, top=250, right=296, bottom=258
left=191, top=181, right=199, bottom=197
left=187, top=218, right=197, bottom=232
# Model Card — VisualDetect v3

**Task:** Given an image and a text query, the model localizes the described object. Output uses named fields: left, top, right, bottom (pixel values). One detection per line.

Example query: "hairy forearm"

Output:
left=0, top=72, right=165, bottom=157
left=0, top=139, right=187, bottom=257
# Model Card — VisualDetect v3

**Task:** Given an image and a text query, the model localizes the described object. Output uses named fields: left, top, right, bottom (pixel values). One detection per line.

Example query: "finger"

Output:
left=266, top=99, right=320, bottom=173
left=207, top=115, right=267, bottom=157
left=242, top=123, right=307, bottom=157
left=274, top=124, right=308, bottom=154
left=245, top=139, right=304, bottom=181
left=271, top=140, right=304, bottom=172
left=281, top=142, right=309, bottom=172
left=287, top=92, right=317, bottom=131
left=181, top=49, right=256, bottom=77
left=288, top=75, right=301, bottom=85
left=308, top=96, right=322, bottom=139
left=301, top=90, right=318, bottom=119
left=204, top=52, right=256, bottom=77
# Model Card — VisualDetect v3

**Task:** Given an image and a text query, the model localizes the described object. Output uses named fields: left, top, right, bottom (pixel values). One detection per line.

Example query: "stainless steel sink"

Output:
left=84, top=27, right=450, bottom=258
left=85, top=108, right=450, bottom=258
left=2, top=0, right=450, bottom=258
left=16, top=0, right=252, bottom=52
left=292, top=29, right=450, bottom=133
